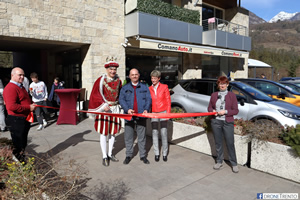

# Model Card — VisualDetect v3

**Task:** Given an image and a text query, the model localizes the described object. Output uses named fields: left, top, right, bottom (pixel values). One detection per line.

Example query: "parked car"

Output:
left=280, top=80, right=300, bottom=87
left=171, top=79, right=300, bottom=127
left=279, top=77, right=300, bottom=81
left=235, top=78, right=300, bottom=107
left=279, top=82, right=300, bottom=93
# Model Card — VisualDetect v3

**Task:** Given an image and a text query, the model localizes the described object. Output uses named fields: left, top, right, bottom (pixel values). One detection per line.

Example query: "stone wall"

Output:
left=0, top=0, right=126, bottom=96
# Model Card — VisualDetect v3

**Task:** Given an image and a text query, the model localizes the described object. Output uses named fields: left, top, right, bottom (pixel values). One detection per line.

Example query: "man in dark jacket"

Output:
left=119, top=68, right=152, bottom=165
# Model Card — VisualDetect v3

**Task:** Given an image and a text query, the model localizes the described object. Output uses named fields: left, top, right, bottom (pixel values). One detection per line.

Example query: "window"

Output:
left=185, top=81, right=212, bottom=95
left=202, top=4, right=224, bottom=20
left=256, top=82, right=280, bottom=96
left=231, top=86, right=248, bottom=103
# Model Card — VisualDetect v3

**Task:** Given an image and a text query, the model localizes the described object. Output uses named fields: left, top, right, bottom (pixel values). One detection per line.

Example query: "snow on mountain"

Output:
left=269, top=11, right=298, bottom=23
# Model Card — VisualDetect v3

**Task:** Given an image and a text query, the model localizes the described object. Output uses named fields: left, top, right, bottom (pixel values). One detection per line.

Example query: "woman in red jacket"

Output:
left=207, top=76, right=239, bottom=173
left=149, top=70, right=171, bottom=162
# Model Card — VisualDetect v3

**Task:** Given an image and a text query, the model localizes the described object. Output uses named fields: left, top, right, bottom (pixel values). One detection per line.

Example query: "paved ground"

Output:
left=1, top=117, right=299, bottom=200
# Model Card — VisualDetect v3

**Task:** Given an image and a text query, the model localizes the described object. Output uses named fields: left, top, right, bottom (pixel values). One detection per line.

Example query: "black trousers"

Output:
left=6, top=115, right=31, bottom=161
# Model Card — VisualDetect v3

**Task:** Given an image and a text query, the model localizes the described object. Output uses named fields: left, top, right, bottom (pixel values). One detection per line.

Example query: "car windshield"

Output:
left=231, top=82, right=273, bottom=101
left=280, top=83, right=300, bottom=93
left=272, top=81, right=300, bottom=95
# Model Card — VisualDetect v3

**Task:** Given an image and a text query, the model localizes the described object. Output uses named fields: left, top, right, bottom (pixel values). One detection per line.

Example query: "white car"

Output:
left=171, top=79, right=300, bottom=127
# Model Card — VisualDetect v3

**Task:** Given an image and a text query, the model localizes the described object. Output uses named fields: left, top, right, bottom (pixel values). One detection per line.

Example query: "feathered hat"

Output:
left=104, top=57, right=119, bottom=68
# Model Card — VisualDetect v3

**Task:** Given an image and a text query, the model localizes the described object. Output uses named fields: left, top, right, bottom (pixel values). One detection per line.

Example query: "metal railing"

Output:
left=202, top=17, right=248, bottom=36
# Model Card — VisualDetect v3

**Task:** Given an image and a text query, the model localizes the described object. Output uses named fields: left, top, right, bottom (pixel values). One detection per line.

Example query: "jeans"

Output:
left=35, top=101, right=48, bottom=124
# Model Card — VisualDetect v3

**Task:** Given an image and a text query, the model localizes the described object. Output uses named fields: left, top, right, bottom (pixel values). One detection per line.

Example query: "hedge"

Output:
left=136, top=0, right=200, bottom=25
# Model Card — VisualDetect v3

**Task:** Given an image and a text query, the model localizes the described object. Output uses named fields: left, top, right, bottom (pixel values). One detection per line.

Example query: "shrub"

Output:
left=136, top=0, right=200, bottom=25
left=1, top=138, right=131, bottom=199
left=281, top=124, right=300, bottom=156
left=1, top=153, right=89, bottom=200
left=0, top=146, right=12, bottom=189
left=234, top=119, right=283, bottom=143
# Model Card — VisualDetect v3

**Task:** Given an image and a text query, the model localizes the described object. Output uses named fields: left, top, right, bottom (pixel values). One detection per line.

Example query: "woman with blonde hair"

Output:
left=149, top=70, right=171, bottom=162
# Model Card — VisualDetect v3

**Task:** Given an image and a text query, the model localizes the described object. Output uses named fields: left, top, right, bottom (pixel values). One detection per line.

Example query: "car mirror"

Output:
left=236, top=96, right=246, bottom=106
left=277, top=93, right=286, bottom=99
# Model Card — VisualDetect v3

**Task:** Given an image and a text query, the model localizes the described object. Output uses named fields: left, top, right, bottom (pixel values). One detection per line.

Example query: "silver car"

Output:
left=171, top=79, right=300, bottom=127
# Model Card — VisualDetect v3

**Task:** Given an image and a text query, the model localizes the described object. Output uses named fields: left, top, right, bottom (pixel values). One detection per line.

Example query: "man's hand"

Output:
left=143, top=110, right=148, bottom=114
left=128, top=109, right=135, bottom=115
left=104, top=106, right=110, bottom=112
left=30, top=103, right=37, bottom=111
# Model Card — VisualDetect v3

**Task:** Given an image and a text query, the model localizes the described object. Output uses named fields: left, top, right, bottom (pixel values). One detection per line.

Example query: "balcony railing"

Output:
left=202, top=17, right=248, bottom=37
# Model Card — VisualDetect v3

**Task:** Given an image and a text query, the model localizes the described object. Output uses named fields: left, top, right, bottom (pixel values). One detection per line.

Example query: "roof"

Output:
left=248, top=59, right=272, bottom=68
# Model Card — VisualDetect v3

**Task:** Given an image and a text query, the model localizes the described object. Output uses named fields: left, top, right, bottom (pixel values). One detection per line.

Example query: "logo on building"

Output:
left=158, top=43, right=192, bottom=52
left=221, top=51, right=242, bottom=57
left=203, top=51, right=214, bottom=55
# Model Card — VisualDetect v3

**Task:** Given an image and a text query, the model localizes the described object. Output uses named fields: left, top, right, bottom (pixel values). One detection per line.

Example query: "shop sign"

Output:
left=157, top=43, right=192, bottom=52
left=140, top=40, right=248, bottom=58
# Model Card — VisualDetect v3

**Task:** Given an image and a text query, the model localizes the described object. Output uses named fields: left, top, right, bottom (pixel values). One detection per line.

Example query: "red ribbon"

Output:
left=35, top=105, right=216, bottom=120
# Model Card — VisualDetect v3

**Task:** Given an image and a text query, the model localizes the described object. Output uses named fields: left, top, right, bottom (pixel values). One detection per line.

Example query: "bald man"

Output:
left=3, top=67, right=36, bottom=162
left=119, top=68, right=152, bottom=165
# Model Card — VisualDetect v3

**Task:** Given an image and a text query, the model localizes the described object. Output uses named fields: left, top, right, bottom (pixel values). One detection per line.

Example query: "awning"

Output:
left=248, top=58, right=272, bottom=68
left=247, top=58, right=274, bottom=80
left=138, top=37, right=249, bottom=58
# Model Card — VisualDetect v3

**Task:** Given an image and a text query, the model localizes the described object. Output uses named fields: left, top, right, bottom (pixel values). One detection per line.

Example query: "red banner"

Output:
left=35, top=105, right=216, bottom=120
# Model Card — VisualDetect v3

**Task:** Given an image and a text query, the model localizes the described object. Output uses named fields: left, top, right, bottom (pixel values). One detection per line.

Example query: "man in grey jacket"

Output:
left=119, top=68, right=152, bottom=165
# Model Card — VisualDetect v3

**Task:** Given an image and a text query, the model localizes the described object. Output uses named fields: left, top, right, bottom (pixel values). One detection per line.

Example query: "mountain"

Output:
left=290, top=13, right=300, bottom=21
left=269, top=11, right=298, bottom=23
left=249, top=11, right=266, bottom=24
left=250, top=19, right=300, bottom=52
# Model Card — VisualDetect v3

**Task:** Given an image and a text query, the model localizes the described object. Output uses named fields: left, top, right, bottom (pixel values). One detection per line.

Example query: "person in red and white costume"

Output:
left=88, top=60, right=122, bottom=167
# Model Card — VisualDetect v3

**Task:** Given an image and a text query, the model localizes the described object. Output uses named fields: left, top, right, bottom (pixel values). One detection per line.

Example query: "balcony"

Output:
left=125, top=11, right=203, bottom=44
left=125, top=11, right=251, bottom=51
left=202, top=18, right=251, bottom=51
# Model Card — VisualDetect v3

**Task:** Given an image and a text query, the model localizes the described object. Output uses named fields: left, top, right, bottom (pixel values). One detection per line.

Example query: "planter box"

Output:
left=251, top=139, right=300, bottom=183
left=146, top=120, right=249, bottom=165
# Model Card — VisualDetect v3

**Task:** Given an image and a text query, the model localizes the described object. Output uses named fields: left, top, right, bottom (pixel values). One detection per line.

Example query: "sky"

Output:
left=241, top=0, right=300, bottom=22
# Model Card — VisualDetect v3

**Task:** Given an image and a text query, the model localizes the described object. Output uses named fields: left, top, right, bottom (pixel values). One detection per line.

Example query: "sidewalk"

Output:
left=1, top=118, right=299, bottom=200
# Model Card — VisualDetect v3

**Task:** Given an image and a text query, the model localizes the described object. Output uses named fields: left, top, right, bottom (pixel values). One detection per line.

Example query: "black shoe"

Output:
left=109, top=155, right=119, bottom=162
left=140, top=157, right=150, bottom=164
left=102, top=158, right=109, bottom=167
left=155, top=155, right=159, bottom=162
left=163, top=156, right=168, bottom=162
left=123, top=157, right=131, bottom=165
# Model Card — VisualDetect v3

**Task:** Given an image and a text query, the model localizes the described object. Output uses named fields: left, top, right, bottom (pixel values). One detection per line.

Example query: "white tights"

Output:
left=100, top=134, right=115, bottom=159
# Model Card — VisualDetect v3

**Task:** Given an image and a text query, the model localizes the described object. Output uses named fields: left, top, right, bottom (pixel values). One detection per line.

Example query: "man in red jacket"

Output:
left=3, top=67, right=36, bottom=162
left=149, top=70, right=171, bottom=162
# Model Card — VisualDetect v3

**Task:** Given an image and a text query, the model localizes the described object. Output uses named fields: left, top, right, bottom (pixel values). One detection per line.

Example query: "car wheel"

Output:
left=171, top=106, right=186, bottom=113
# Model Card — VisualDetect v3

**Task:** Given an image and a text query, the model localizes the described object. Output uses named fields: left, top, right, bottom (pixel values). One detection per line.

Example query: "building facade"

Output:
left=0, top=0, right=126, bottom=94
left=125, top=0, right=251, bottom=87
left=0, top=0, right=251, bottom=100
